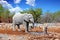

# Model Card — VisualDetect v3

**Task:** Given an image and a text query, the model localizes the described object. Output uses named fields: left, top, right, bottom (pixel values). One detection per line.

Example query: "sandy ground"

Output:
left=0, top=23, right=60, bottom=40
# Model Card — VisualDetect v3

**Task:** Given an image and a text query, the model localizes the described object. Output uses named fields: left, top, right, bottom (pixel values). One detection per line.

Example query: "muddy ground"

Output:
left=0, top=23, right=60, bottom=40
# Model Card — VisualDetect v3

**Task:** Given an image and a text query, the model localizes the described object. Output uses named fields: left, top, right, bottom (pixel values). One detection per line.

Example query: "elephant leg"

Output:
left=31, top=23, right=34, bottom=28
left=26, top=22, right=29, bottom=32
left=23, top=22, right=29, bottom=33
left=13, top=24, right=16, bottom=31
left=17, top=24, right=21, bottom=31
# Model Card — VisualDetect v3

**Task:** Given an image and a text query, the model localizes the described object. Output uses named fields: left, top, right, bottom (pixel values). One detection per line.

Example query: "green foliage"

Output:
left=0, top=4, right=60, bottom=23
left=54, top=11, right=60, bottom=17
left=0, top=4, right=4, bottom=11
left=34, top=8, right=42, bottom=22
left=0, top=4, right=15, bottom=23
left=53, top=11, right=60, bottom=22
left=21, top=8, right=42, bottom=23
left=0, top=4, right=4, bottom=17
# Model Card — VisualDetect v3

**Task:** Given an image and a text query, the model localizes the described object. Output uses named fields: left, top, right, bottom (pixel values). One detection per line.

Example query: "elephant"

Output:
left=12, top=13, right=34, bottom=33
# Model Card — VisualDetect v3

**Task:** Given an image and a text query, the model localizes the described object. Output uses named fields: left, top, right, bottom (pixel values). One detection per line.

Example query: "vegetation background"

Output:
left=0, top=4, right=60, bottom=23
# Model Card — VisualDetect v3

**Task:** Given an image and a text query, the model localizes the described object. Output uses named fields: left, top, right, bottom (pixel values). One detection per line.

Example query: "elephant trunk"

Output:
left=31, top=22, right=34, bottom=29
left=29, top=18, right=34, bottom=28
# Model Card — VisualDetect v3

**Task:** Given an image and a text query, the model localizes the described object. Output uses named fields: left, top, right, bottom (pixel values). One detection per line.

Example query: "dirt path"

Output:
left=0, top=23, right=60, bottom=40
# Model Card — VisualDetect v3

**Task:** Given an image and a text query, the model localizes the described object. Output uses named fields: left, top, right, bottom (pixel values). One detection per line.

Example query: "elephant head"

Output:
left=24, top=14, right=34, bottom=28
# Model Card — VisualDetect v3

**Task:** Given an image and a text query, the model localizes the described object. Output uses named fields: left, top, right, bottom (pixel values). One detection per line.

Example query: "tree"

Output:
left=53, top=11, right=60, bottom=22
left=21, top=8, right=42, bottom=23
left=0, top=4, right=15, bottom=23
left=4, top=9, right=15, bottom=23
left=40, top=11, right=54, bottom=23
left=35, top=8, right=42, bottom=23
left=0, top=4, right=4, bottom=22
left=40, top=10, right=60, bottom=23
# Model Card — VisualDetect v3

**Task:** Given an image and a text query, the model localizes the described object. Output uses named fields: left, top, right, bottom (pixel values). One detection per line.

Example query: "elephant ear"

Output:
left=24, top=14, right=29, bottom=22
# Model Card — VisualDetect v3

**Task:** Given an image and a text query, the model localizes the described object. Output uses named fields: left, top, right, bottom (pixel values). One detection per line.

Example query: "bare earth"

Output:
left=0, top=23, right=60, bottom=40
